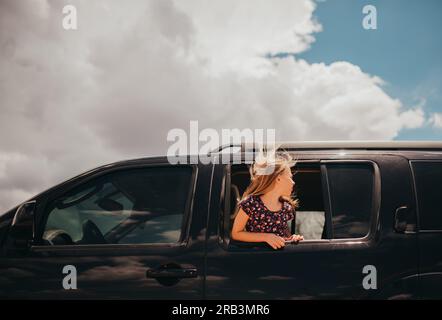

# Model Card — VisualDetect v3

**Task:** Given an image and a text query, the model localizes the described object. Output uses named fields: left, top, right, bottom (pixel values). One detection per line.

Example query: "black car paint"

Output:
left=0, top=149, right=440, bottom=299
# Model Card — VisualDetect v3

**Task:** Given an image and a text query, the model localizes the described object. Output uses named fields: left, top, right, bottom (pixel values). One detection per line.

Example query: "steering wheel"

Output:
left=43, top=229, right=75, bottom=245
left=81, top=219, right=107, bottom=244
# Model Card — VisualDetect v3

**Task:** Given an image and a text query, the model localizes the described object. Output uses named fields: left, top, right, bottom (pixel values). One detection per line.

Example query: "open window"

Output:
left=222, top=159, right=377, bottom=249
left=226, top=162, right=327, bottom=243
left=291, top=163, right=327, bottom=240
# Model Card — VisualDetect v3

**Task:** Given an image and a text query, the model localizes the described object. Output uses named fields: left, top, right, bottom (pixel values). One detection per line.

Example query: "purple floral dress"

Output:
left=238, top=195, right=295, bottom=238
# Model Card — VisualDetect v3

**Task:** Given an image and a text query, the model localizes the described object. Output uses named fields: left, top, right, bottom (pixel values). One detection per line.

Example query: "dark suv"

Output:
left=1, top=141, right=442, bottom=299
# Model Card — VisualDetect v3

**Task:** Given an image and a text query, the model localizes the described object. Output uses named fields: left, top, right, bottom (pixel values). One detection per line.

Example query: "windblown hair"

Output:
left=235, top=151, right=299, bottom=217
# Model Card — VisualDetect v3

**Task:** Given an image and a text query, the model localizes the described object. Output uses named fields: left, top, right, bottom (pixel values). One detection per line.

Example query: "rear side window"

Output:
left=412, top=162, right=442, bottom=231
left=326, top=163, right=374, bottom=239
left=227, top=161, right=376, bottom=244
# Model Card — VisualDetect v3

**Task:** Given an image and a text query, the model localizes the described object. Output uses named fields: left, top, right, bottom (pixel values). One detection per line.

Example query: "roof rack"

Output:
left=268, top=141, right=442, bottom=150
left=209, top=141, right=442, bottom=154
left=208, top=143, right=243, bottom=155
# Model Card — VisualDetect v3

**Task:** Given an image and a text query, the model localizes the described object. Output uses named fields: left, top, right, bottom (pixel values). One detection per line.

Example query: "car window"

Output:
left=292, top=164, right=326, bottom=240
left=42, top=166, right=194, bottom=245
left=326, top=163, right=374, bottom=239
left=412, top=161, right=442, bottom=231
left=226, top=161, right=375, bottom=247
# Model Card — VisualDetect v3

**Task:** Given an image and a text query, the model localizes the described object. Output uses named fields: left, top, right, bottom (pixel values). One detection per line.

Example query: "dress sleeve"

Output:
left=238, top=195, right=255, bottom=218
left=286, top=202, right=295, bottom=221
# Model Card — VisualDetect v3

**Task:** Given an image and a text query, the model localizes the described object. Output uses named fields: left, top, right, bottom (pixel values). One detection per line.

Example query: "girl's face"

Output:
left=276, top=166, right=295, bottom=196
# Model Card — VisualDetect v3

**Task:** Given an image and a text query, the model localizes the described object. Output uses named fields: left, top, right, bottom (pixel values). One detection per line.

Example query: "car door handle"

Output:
left=394, top=206, right=409, bottom=233
left=146, top=263, right=198, bottom=279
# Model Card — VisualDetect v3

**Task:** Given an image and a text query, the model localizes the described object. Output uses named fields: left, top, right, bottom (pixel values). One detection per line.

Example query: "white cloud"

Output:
left=429, top=113, right=442, bottom=128
left=172, top=0, right=322, bottom=75
left=399, top=108, right=425, bottom=129
left=0, top=0, right=426, bottom=212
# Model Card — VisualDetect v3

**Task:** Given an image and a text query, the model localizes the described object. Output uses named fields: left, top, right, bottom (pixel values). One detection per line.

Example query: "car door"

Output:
left=0, top=158, right=211, bottom=299
left=410, top=159, right=442, bottom=299
left=205, top=152, right=419, bottom=299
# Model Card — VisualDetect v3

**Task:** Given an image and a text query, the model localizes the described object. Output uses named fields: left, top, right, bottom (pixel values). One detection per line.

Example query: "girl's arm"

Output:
left=231, top=208, right=286, bottom=249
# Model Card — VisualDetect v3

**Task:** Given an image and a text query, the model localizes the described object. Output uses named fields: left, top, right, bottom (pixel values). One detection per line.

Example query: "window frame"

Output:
left=221, top=159, right=381, bottom=251
left=321, top=160, right=380, bottom=241
left=30, top=163, right=198, bottom=253
left=410, top=160, right=442, bottom=233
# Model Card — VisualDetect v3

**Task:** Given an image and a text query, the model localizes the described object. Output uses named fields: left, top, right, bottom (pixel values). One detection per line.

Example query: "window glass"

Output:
left=327, top=163, right=374, bottom=239
left=412, top=162, right=442, bottom=230
left=42, top=166, right=193, bottom=245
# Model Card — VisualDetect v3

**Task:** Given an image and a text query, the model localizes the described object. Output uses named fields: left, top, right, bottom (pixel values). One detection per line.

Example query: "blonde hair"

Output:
left=234, top=151, right=299, bottom=217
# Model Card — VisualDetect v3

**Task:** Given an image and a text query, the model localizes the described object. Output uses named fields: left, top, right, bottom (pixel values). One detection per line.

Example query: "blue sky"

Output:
left=296, top=0, right=442, bottom=140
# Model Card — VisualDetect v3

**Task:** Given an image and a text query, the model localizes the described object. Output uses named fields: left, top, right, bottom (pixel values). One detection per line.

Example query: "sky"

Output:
left=0, top=0, right=441, bottom=212
left=297, top=0, right=442, bottom=140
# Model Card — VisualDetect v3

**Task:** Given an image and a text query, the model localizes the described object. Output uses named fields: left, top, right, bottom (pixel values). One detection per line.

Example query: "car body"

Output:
left=1, top=141, right=442, bottom=299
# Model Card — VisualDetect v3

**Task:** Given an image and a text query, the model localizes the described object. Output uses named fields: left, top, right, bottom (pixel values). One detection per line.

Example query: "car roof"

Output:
left=211, top=140, right=442, bottom=153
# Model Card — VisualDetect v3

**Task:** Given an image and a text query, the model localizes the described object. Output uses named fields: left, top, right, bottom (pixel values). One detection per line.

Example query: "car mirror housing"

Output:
left=10, top=200, right=36, bottom=248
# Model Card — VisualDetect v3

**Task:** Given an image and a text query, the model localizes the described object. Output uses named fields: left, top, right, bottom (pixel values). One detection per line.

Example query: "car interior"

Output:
left=42, top=168, right=191, bottom=246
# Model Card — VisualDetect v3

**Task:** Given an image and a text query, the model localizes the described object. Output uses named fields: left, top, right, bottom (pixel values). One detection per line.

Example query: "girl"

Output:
left=231, top=153, right=304, bottom=250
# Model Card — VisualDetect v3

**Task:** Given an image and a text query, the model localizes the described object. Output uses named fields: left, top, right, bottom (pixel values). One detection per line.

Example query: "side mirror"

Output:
left=394, top=206, right=408, bottom=233
left=10, top=200, right=36, bottom=248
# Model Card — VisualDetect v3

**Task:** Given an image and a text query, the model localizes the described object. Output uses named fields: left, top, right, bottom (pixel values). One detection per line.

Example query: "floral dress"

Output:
left=238, top=195, right=295, bottom=238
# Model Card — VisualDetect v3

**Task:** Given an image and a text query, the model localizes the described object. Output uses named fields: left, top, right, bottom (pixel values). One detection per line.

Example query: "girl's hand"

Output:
left=264, top=233, right=286, bottom=250
left=284, top=234, right=304, bottom=243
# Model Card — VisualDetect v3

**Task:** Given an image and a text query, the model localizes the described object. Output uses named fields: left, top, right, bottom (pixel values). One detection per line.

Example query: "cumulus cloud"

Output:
left=173, top=0, right=322, bottom=75
left=429, top=113, right=442, bottom=128
left=0, top=0, right=426, bottom=212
